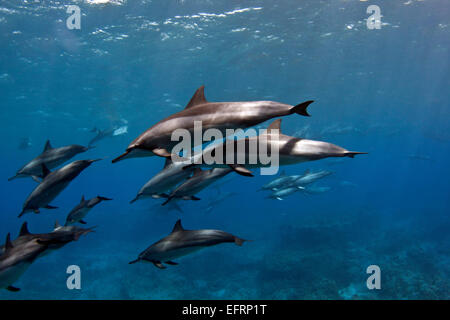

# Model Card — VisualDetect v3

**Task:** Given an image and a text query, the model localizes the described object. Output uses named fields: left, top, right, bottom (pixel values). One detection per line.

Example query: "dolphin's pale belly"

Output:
left=0, top=261, right=32, bottom=288
left=148, top=245, right=206, bottom=262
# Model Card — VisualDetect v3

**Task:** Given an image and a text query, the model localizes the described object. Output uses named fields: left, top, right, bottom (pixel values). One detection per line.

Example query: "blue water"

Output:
left=1, top=0, right=449, bottom=299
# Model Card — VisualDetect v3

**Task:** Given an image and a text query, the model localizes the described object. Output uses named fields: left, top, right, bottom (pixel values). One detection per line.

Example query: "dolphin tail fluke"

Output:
left=228, top=164, right=254, bottom=177
left=234, top=237, right=250, bottom=246
left=128, top=258, right=140, bottom=264
left=345, top=152, right=368, bottom=158
left=291, top=100, right=314, bottom=117
left=112, top=150, right=131, bottom=163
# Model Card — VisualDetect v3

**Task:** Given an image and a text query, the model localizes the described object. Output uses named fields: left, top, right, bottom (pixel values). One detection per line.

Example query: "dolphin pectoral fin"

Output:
left=152, top=148, right=172, bottom=158
left=153, top=261, right=166, bottom=269
left=6, top=286, right=20, bottom=292
left=182, top=196, right=201, bottom=201
left=44, top=205, right=58, bottom=210
left=162, top=196, right=173, bottom=206
left=165, top=261, right=178, bottom=265
left=129, top=195, right=139, bottom=203
left=291, top=100, right=314, bottom=117
left=31, top=176, right=41, bottom=183
left=345, top=151, right=368, bottom=158
left=228, top=165, right=254, bottom=177
left=79, top=220, right=87, bottom=225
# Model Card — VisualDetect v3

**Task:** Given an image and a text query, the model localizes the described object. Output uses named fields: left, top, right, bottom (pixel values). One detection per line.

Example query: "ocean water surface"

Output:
left=0, top=0, right=449, bottom=299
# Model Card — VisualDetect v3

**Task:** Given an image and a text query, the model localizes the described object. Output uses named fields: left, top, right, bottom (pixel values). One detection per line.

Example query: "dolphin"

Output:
left=0, top=233, right=48, bottom=292
left=292, top=170, right=333, bottom=187
left=258, top=169, right=309, bottom=191
left=267, top=186, right=304, bottom=200
left=301, top=185, right=331, bottom=194
left=18, top=159, right=100, bottom=218
left=0, top=222, right=93, bottom=291
left=112, top=86, right=314, bottom=163
left=9, top=140, right=92, bottom=182
left=88, top=127, right=115, bottom=147
left=65, top=195, right=112, bottom=225
left=192, top=119, right=367, bottom=176
left=0, top=222, right=94, bottom=257
left=161, top=168, right=234, bottom=205
left=128, top=219, right=248, bottom=269
left=130, top=158, right=195, bottom=204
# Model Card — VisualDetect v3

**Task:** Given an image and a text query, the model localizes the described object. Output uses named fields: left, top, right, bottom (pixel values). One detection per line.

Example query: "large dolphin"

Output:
left=19, top=159, right=100, bottom=217
left=0, top=222, right=93, bottom=291
left=0, top=233, right=48, bottom=292
left=65, top=195, right=112, bottom=225
left=129, top=158, right=195, bottom=204
left=0, top=222, right=94, bottom=257
left=161, top=168, right=234, bottom=205
left=192, top=119, right=367, bottom=176
left=9, top=140, right=91, bottom=182
left=128, top=219, right=248, bottom=269
left=112, top=86, right=314, bottom=162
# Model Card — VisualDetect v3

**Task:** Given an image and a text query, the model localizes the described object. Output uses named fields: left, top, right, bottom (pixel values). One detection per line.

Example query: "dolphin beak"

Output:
left=345, top=151, right=368, bottom=158
left=111, top=150, right=131, bottom=163
left=8, top=175, right=18, bottom=181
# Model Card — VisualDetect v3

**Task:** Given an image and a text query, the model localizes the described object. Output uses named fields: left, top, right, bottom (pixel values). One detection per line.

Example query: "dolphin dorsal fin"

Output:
left=41, top=163, right=51, bottom=178
left=185, top=86, right=207, bottom=109
left=163, top=158, right=173, bottom=168
left=19, top=222, right=31, bottom=236
left=54, top=220, right=61, bottom=230
left=43, top=140, right=53, bottom=152
left=171, top=219, right=184, bottom=233
left=267, top=119, right=282, bottom=134
left=5, top=233, right=13, bottom=251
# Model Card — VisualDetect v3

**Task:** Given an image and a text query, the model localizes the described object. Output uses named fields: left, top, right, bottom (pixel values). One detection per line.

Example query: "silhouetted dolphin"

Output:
left=88, top=127, right=115, bottom=147
left=130, top=158, right=194, bottom=204
left=129, top=219, right=248, bottom=269
left=195, top=119, right=367, bottom=176
left=267, top=186, right=304, bottom=200
left=259, top=169, right=309, bottom=191
left=65, top=195, right=112, bottom=225
left=9, top=140, right=91, bottom=182
left=112, top=86, right=313, bottom=162
left=161, top=168, right=233, bottom=205
left=19, top=159, right=100, bottom=217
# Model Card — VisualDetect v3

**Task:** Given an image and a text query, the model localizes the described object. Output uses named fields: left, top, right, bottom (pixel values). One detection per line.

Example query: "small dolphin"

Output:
left=88, top=127, right=115, bottom=147
left=161, top=168, right=233, bottom=205
left=259, top=169, right=309, bottom=191
left=112, top=86, right=313, bottom=162
left=194, top=119, right=367, bottom=176
left=130, top=158, right=195, bottom=204
left=301, top=185, right=331, bottom=194
left=19, top=159, right=100, bottom=218
left=9, top=140, right=91, bottom=182
left=18, top=137, right=32, bottom=150
left=65, top=195, right=112, bottom=225
left=267, top=186, right=304, bottom=200
left=292, top=170, right=333, bottom=186
left=129, top=219, right=248, bottom=269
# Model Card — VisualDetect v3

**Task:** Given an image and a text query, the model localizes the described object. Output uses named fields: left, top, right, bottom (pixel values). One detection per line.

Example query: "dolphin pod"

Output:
left=112, top=86, right=314, bottom=163
left=8, top=140, right=92, bottom=182
left=0, top=222, right=93, bottom=291
left=19, top=159, right=100, bottom=217
left=128, top=219, right=248, bottom=269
